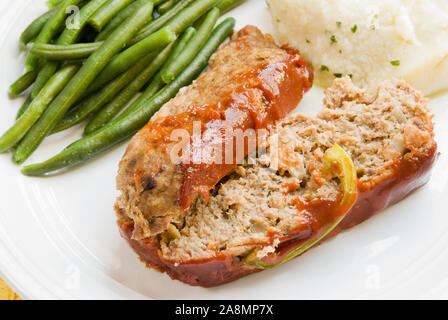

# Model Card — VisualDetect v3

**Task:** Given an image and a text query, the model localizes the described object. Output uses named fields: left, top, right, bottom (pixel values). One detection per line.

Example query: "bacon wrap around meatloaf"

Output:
left=115, top=26, right=313, bottom=240
left=117, top=77, right=437, bottom=287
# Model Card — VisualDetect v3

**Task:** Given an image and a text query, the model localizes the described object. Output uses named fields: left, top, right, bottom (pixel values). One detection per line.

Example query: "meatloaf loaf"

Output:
left=115, top=26, right=313, bottom=240
left=117, top=77, right=437, bottom=287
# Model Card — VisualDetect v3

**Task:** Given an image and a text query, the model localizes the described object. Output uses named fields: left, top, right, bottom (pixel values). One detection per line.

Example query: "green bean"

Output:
left=95, top=0, right=151, bottom=41
left=22, top=18, right=235, bottom=176
left=90, top=26, right=176, bottom=91
left=16, top=95, right=33, bottom=120
left=162, top=7, right=218, bottom=83
left=160, top=27, right=198, bottom=74
left=136, top=75, right=163, bottom=108
left=0, top=65, right=79, bottom=153
left=76, top=0, right=217, bottom=81
left=194, top=0, right=246, bottom=27
left=117, top=26, right=196, bottom=121
left=57, top=0, right=110, bottom=45
left=26, top=0, right=84, bottom=72
left=9, top=71, right=38, bottom=96
left=84, top=41, right=178, bottom=134
left=87, top=27, right=195, bottom=133
left=31, top=0, right=110, bottom=99
left=157, top=0, right=175, bottom=15
left=217, top=0, right=246, bottom=14
left=14, top=2, right=154, bottom=164
left=51, top=51, right=158, bottom=134
left=31, top=42, right=102, bottom=60
left=19, top=6, right=60, bottom=49
left=153, top=0, right=170, bottom=6
left=130, top=0, right=195, bottom=45
left=122, top=76, right=163, bottom=121
left=94, top=0, right=169, bottom=41
left=47, top=0, right=64, bottom=8
left=32, top=69, right=53, bottom=99
left=89, top=0, right=136, bottom=31
left=157, top=0, right=220, bottom=34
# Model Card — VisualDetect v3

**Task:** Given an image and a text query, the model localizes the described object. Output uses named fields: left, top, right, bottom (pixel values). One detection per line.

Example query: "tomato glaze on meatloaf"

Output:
left=115, top=26, right=313, bottom=240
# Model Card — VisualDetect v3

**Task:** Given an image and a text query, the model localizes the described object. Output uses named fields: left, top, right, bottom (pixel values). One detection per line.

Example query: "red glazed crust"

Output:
left=118, top=141, right=438, bottom=287
left=339, top=143, right=438, bottom=231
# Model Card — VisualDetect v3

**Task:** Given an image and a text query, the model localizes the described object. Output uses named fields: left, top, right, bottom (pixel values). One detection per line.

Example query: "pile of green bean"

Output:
left=2, top=0, right=246, bottom=175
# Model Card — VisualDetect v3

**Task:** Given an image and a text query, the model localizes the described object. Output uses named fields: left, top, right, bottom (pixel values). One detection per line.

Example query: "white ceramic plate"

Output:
left=1, top=0, right=448, bottom=300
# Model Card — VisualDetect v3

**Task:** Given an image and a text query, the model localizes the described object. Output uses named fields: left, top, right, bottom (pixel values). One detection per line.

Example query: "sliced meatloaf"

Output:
left=118, top=77, right=437, bottom=287
left=115, top=26, right=313, bottom=240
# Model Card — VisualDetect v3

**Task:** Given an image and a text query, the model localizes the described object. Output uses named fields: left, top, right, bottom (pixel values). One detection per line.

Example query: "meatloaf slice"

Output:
left=115, top=26, right=313, bottom=240
left=118, top=77, right=437, bottom=287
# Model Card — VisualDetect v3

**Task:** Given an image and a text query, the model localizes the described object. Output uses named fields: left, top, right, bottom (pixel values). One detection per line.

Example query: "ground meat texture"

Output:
left=115, top=26, right=313, bottom=240
left=118, top=77, right=437, bottom=287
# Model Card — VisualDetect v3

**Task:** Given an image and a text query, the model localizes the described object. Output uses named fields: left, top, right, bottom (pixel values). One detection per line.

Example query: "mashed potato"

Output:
left=267, top=0, right=448, bottom=95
